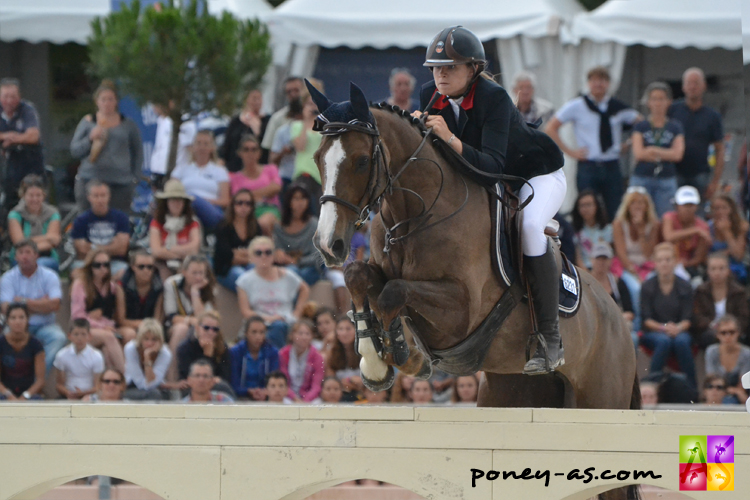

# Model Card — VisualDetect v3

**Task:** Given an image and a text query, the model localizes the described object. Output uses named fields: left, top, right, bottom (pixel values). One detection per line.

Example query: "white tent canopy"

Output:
left=0, top=0, right=272, bottom=45
left=567, top=0, right=742, bottom=51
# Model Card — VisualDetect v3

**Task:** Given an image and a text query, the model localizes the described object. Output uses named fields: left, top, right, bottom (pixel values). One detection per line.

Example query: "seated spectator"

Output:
left=182, top=360, right=235, bottom=403
left=0, top=303, right=45, bottom=400
left=391, top=372, right=413, bottom=403
left=279, top=320, right=325, bottom=402
left=177, top=311, right=233, bottom=397
left=273, top=184, right=322, bottom=286
left=661, top=186, right=711, bottom=279
left=589, top=243, right=636, bottom=347
left=640, top=381, right=659, bottom=406
left=290, top=90, right=322, bottom=215
left=1, top=239, right=67, bottom=372
left=229, top=134, right=281, bottom=235
left=84, top=369, right=126, bottom=402
left=124, top=319, right=172, bottom=400
left=7, top=174, right=61, bottom=271
left=325, top=317, right=363, bottom=402
left=71, top=180, right=130, bottom=277
left=119, top=250, right=164, bottom=339
left=313, top=307, right=337, bottom=357
left=691, top=253, right=749, bottom=348
left=229, top=316, right=279, bottom=401
left=214, top=189, right=261, bottom=291
left=221, top=89, right=270, bottom=171
left=269, top=99, right=303, bottom=194
left=163, top=255, right=216, bottom=381
left=359, top=387, right=389, bottom=405
left=701, top=374, right=730, bottom=406
left=70, top=250, right=131, bottom=372
left=704, top=315, right=750, bottom=405
left=149, top=179, right=202, bottom=280
left=708, top=193, right=748, bottom=284
left=170, top=130, right=230, bottom=230
left=629, top=82, right=684, bottom=217
left=266, top=371, right=294, bottom=404
left=572, top=190, right=612, bottom=270
left=236, top=236, right=310, bottom=348
left=312, top=376, right=343, bottom=404
left=53, top=319, right=104, bottom=400
left=451, top=374, right=479, bottom=405
left=640, top=242, right=696, bottom=389
left=409, top=379, right=434, bottom=404
left=429, top=368, right=454, bottom=404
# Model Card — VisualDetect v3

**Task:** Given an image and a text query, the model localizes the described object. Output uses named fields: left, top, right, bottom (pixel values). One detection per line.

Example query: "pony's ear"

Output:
left=305, top=79, right=332, bottom=113
left=349, top=82, right=371, bottom=122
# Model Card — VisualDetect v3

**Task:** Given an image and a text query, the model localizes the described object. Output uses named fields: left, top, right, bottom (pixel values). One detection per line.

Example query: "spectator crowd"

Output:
left=0, top=61, right=749, bottom=410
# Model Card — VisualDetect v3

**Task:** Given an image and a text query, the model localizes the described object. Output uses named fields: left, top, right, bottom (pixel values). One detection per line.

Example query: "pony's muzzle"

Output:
left=314, top=231, right=349, bottom=267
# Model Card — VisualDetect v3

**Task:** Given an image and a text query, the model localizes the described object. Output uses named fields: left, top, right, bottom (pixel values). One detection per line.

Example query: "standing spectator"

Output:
left=409, top=379, right=434, bottom=404
left=261, top=77, right=304, bottom=157
left=312, top=376, right=343, bottom=404
left=704, top=315, right=750, bottom=405
left=84, top=369, right=126, bottom=402
left=571, top=190, right=612, bottom=270
left=512, top=71, right=554, bottom=127
left=70, top=80, right=142, bottom=213
left=450, top=374, right=479, bottom=404
left=182, top=360, right=235, bottom=403
left=708, top=194, right=748, bottom=284
left=668, top=68, right=724, bottom=199
left=214, top=189, right=261, bottom=291
left=589, top=243, right=636, bottom=347
left=383, top=68, right=417, bottom=112
left=176, top=311, right=233, bottom=397
left=229, top=134, right=282, bottom=234
left=236, top=236, right=310, bottom=349
left=53, top=319, right=104, bottom=400
left=7, top=174, right=61, bottom=271
left=691, top=253, right=750, bottom=348
left=630, top=82, right=685, bottom=217
left=229, top=316, right=280, bottom=401
left=290, top=91, right=322, bottom=215
left=149, top=103, right=196, bottom=185
left=163, top=255, right=215, bottom=381
left=279, top=320, right=325, bottom=402
left=269, top=99, right=304, bottom=194
left=169, top=130, right=230, bottom=230
left=71, top=181, right=131, bottom=277
left=640, top=242, right=696, bottom=389
left=0, top=303, right=45, bottom=400
left=325, top=317, right=363, bottom=402
left=124, top=319, right=172, bottom=400
left=70, top=250, right=131, bottom=372
left=545, top=66, right=640, bottom=219
left=0, top=239, right=66, bottom=371
left=119, top=250, right=164, bottom=337
left=0, top=78, right=45, bottom=210
left=265, top=371, right=293, bottom=404
left=661, top=185, right=711, bottom=278
left=222, top=89, right=270, bottom=170
left=148, top=179, right=202, bottom=280
left=273, top=184, right=322, bottom=286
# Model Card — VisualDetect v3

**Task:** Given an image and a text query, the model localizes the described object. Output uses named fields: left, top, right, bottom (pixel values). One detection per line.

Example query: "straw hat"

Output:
left=156, top=179, right=194, bottom=201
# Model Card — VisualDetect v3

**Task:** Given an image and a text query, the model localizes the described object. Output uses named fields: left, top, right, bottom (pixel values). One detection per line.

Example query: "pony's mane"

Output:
left=370, top=102, right=428, bottom=134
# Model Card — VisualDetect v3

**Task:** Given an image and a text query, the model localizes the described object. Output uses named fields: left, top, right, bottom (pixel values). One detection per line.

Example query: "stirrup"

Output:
left=349, top=298, right=383, bottom=355
left=523, top=331, right=564, bottom=375
left=382, top=316, right=409, bottom=366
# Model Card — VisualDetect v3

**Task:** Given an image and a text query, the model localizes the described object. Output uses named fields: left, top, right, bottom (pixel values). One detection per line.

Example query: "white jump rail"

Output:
left=0, top=404, right=746, bottom=500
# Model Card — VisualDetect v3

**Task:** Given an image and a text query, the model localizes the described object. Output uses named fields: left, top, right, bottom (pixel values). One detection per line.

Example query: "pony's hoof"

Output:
left=362, top=365, right=395, bottom=392
left=414, top=359, right=433, bottom=380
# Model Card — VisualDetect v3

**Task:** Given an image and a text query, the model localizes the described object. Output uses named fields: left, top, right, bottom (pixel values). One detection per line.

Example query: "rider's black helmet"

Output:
left=423, top=26, right=487, bottom=70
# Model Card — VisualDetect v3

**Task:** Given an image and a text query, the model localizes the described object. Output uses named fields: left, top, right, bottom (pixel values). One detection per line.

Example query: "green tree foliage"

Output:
left=88, top=0, right=272, bottom=174
left=577, top=0, right=607, bottom=11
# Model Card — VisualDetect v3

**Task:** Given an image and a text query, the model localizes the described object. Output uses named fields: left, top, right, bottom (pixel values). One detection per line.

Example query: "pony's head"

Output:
left=309, top=80, right=385, bottom=266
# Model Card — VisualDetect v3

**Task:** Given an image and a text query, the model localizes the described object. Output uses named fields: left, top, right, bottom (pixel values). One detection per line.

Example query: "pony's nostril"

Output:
left=331, top=239, right=345, bottom=258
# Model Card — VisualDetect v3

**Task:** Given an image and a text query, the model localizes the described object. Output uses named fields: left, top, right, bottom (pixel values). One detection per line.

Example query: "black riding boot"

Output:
left=523, top=245, right=565, bottom=375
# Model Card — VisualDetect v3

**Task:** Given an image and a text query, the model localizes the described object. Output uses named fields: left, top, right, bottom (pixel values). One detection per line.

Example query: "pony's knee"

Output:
left=378, top=280, right=408, bottom=315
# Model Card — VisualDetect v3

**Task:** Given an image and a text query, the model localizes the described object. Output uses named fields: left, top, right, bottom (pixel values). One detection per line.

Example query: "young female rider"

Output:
left=412, top=26, right=567, bottom=374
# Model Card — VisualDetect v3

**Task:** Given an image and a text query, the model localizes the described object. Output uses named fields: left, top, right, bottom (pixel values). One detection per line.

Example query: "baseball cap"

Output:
left=674, top=186, right=700, bottom=206
left=591, top=242, right=613, bottom=259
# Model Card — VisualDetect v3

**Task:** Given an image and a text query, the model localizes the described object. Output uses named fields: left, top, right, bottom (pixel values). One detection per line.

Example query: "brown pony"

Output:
left=310, top=83, right=640, bottom=499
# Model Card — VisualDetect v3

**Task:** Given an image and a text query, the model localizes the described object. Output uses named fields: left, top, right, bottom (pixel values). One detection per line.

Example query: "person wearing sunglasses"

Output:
left=176, top=310, right=234, bottom=398
left=84, top=369, right=126, bottom=402
left=704, top=315, right=750, bottom=405
left=214, top=189, right=261, bottom=291
left=70, top=250, right=131, bottom=373
left=701, top=373, right=729, bottom=406
left=119, top=250, right=164, bottom=339
left=236, top=236, right=310, bottom=349
left=229, top=134, right=282, bottom=235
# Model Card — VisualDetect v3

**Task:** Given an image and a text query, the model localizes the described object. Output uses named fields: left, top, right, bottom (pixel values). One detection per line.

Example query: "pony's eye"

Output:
left=356, top=156, right=370, bottom=171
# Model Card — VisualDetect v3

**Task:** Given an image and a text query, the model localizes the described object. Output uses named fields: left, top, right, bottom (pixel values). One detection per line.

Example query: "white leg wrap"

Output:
left=356, top=314, right=389, bottom=381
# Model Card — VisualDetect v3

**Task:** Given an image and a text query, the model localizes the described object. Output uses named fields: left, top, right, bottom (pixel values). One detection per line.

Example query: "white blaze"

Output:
left=318, top=138, right=345, bottom=255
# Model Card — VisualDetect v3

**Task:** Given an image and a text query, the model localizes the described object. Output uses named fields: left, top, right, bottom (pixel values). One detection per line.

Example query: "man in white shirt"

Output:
left=261, top=77, right=304, bottom=153
left=53, top=318, right=105, bottom=399
left=150, top=104, right=197, bottom=183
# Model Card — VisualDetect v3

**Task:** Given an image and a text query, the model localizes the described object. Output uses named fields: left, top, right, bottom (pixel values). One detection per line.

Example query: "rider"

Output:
left=413, top=26, right=567, bottom=375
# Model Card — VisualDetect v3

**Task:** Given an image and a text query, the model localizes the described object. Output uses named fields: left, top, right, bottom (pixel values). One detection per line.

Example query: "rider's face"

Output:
left=432, top=64, right=475, bottom=96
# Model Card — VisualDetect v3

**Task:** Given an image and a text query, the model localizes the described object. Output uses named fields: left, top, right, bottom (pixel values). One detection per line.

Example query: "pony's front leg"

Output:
left=344, top=261, right=394, bottom=391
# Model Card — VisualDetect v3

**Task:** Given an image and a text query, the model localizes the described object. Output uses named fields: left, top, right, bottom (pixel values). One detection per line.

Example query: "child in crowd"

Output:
left=54, top=318, right=105, bottom=400
left=325, top=317, right=363, bottom=402
left=409, top=379, right=434, bottom=404
left=661, top=185, right=711, bottom=279
left=266, top=371, right=294, bottom=404
left=572, top=190, right=612, bottom=270
left=312, top=376, right=344, bottom=404
left=450, top=374, right=479, bottom=404
left=229, top=316, right=279, bottom=400
left=313, top=307, right=337, bottom=356
left=279, top=320, right=325, bottom=402
left=640, top=381, right=659, bottom=406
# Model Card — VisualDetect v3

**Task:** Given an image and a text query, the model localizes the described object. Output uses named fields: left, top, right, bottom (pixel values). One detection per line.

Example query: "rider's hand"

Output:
left=424, top=114, right=452, bottom=143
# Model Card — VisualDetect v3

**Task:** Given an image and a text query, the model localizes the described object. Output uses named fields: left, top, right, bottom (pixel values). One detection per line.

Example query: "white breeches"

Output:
left=518, top=169, right=567, bottom=257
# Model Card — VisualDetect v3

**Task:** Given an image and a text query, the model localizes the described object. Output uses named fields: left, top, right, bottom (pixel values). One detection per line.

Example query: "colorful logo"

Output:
left=679, top=435, right=734, bottom=491
left=435, top=41, right=444, bottom=54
